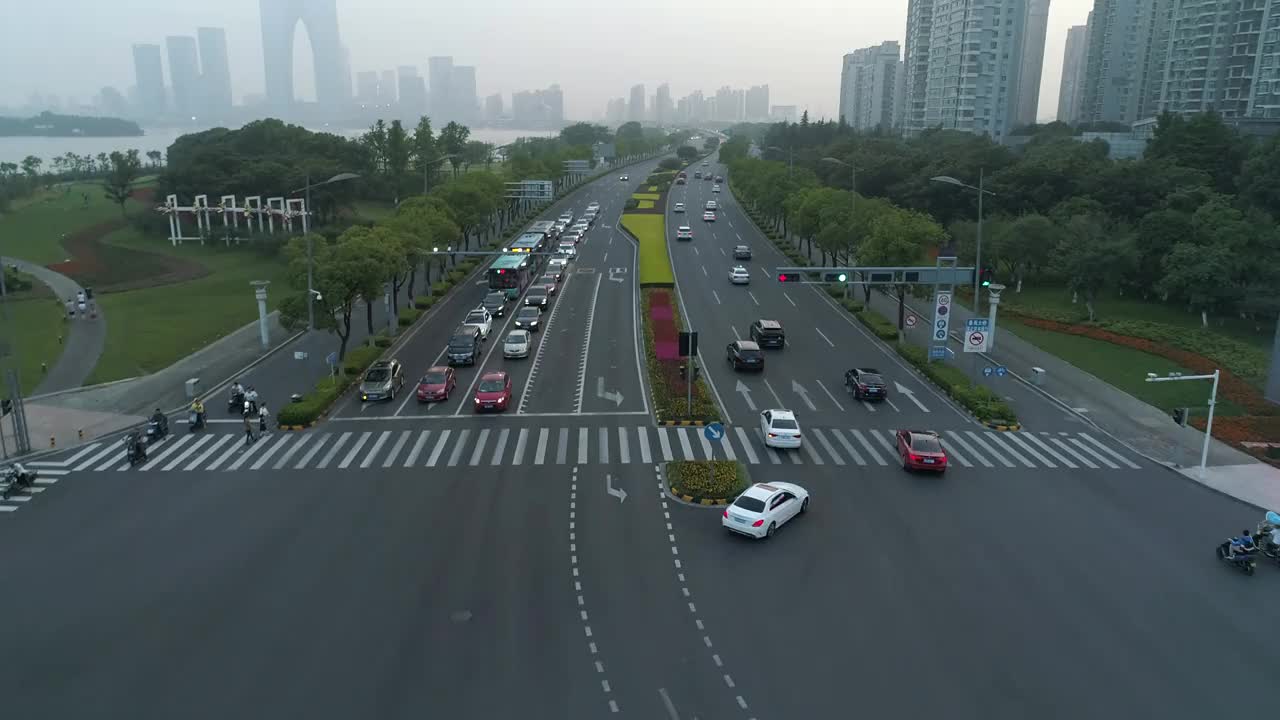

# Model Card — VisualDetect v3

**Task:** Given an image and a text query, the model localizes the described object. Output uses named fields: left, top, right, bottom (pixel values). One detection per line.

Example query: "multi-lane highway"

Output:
left=5, top=151, right=1280, bottom=719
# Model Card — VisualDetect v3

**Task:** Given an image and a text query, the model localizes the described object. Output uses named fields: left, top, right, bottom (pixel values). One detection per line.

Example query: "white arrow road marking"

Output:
left=894, top=381, right=930, bottom=412
left=596, top=377, right=624, bottom=407
left=735, top=380, right=757, bottom=411
left=791, top=380, right=818, bottom=411
left=606, top=473, right=627, bottom=503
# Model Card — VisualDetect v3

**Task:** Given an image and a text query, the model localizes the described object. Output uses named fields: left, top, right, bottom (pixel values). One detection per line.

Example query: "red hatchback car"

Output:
left=896, top=430, right=948, bottom=472
left=416, top=366, right=456, bottom=403
left=473, top=371, right=512, bottom=413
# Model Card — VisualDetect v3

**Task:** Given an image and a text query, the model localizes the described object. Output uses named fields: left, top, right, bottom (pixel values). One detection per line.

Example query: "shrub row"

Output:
left=667, top=460, right=748, bottom=502
left=276, top=375, right=351, bottom=427
left=895, top=334, right=1018, bottom=425
left=641, top=290, right=720, bottom=423
left=856, top=310, right=898, bottom=341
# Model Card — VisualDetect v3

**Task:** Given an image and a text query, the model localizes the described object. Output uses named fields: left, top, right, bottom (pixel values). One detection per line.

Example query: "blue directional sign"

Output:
left=966, top=318, right=991, bottom=332
left=929, top=346, right=948, bottom=361
left=995, top=366, right=1008, bottom=377
left=704, top=422, right=725, bottom=442
left=983, top=366, right=994, bottom=377
left=325, top=351, right=338, bottom=366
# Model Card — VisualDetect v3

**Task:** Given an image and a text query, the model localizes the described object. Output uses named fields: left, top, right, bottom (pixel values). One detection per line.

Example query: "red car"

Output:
left=473, top=371, right=512, bottom=413
left=416, top=366, right=456, bottom=403
left=896, top=430, right=948, bottom=472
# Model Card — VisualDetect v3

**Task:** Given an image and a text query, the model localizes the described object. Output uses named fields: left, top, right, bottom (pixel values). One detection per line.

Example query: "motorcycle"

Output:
left=1, top=467, right=35, bottom=500
left=126, top=437, right=147, bottom=466
left=1217, top=533, right=1259, bottom=576
left=228, top=390, right=245, bottom=413
left=145, top=418, right=168, bottom=443
left=188, top=409, right=206, bottom=433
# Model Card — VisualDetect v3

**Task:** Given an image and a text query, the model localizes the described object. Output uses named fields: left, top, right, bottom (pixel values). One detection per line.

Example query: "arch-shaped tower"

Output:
left=260, top=0, right=344, bottom=108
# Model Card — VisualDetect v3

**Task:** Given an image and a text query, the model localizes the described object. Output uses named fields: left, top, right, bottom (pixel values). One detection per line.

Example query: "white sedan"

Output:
left=760, top=409, right=802, bottom=449
left=728, top=266, right=750, bottom=284
left=723, top=482, right=810, bottom=539
left=503, top=330, right=532, bottom=359
left=674, top=202, right=685, bottom=213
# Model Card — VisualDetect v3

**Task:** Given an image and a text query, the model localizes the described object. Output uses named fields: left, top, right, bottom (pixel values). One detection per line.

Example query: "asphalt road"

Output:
left=667, top=160, right=972, bottom=433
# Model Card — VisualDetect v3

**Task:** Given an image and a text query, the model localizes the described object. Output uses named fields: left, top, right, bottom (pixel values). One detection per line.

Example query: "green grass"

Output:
left=622, top=214, right=674, bottom=286
left=987, top=284, right=1273, bottom=353
left=6, top=297, right=65, bottom=390
left=632, top=193, right=660, bottom=201
left=636, top=200, right=655, bottom=209
left=1002, top=317, right=1247, bottom=416
left=0, top=182, right=137, bottom=264
left=86, top=228, right=290, bottom=383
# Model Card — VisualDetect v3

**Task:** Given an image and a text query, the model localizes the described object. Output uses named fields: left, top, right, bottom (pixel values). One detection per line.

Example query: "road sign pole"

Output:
left=687, top=353, right=693, bottom=417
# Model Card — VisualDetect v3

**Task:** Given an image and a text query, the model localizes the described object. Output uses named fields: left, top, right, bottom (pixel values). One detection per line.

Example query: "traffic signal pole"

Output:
left=1145, top=369, right=1220, bottom=479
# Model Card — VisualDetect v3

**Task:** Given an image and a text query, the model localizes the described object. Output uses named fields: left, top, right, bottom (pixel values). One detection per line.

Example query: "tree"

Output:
left=560, top=122, right=611, bottom=147
left=362, top=119, right=389, bottom=174
left=146, top=150, right=163, bottom=168
left=676, top=145, right=699, bottom=162
left=463, top=140, right=493, bottom=172
left=1145, top=111, right=1247, bottom=194
left=20, top=155, right=41, bottom=177
left=385, top=119, right=410, bottom=200
left=95, top=152, right=110, bottom=176
left=1130, top=209, right=1193, bottom=299
left=431, top=173, right=502, bottom=249
left=1238, top=133, right=1280, bottom=218
left=409, top=115, right=437, bottom=191
left=1050, top=215, right=1136, bottom=321
left=386, top=195, right=461, bottom=299
left=859, top=206, right=947, bottom=329
left=703, top=136, right=720, bottom=151
left=438, top=121, right=471, bottom=177
left=992, top=213, right=1058, bottom=292
left=102, top=149, right=142, bottom=217
left=658, top=157, right=682, bottom=171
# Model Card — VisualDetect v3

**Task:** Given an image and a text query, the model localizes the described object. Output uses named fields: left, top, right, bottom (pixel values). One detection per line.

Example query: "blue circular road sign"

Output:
left=704, top=422, right=725, bottom=442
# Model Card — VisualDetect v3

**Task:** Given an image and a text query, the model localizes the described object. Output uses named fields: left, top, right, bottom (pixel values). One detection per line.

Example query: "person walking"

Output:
left=243, top=412, right=256, bottom=446
left=257, top=404, right=269, bottom=434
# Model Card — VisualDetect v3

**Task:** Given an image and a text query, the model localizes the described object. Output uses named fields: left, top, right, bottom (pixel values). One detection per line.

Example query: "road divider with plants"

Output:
left=666, top=460, right=748, bottom=505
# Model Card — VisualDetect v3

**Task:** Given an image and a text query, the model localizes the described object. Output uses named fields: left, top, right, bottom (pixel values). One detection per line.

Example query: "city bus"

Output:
left=508, top=232, right=546, bottom=255
left=529, top=220, right=557, bottom=240
left=487, top=253, right=533, bottom=300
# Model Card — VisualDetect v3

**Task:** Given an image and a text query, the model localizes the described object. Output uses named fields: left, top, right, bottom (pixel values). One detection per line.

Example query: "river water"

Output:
left=0, top=126, right=555, bottom=166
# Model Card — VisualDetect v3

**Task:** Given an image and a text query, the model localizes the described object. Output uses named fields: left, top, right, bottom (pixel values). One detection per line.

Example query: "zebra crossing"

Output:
left=29, top=425, right=1145, bottom=477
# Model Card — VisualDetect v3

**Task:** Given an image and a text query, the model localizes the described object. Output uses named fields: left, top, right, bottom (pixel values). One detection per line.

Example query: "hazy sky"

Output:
left=2, top=0, right=1094, bottom=122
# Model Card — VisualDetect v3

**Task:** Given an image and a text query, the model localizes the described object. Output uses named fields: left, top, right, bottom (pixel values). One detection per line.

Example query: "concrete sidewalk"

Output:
left=5, top=257, right=105, bottom=395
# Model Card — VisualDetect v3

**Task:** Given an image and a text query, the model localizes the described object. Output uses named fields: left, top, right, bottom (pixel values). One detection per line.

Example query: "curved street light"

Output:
left=291, top=171, right=361, bottom=331
left=930, top=172, right=996, bottom=312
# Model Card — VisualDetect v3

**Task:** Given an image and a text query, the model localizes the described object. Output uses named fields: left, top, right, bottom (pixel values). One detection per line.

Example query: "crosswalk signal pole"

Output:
left=1146, top=369, right=1219, bottom=479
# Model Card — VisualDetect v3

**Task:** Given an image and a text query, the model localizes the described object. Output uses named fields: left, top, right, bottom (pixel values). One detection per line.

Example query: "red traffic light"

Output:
left=778, top=273, right=800, bottom=283
left=778, top=274, right=787, bottom=282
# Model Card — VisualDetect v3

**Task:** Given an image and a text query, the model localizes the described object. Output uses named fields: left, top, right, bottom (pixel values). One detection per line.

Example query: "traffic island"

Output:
left=665, top=460, right=749, bottom=506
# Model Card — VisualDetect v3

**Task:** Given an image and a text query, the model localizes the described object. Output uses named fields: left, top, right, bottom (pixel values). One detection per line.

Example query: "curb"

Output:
left=658, top=419, right=708, bottom=427
left=985, top=422, right=1022, bottom=432
left=669, top=489, right=731, bottom=506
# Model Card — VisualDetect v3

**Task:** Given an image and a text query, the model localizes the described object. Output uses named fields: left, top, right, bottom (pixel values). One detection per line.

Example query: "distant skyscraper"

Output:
left=715, top=86, right=737, bottom=122
left=196, top=27, right=232, bottom=116
left=428, top=56, right=454, bottom=119
left=901, top=0, right=934, bottom=134
left=339, top=45, right=352, bottom=101
left=1057, top=24, right=1090, bottom=123
left=259, top=0, right=344, bottom=108
left=543, top=84, right=564, bottom=126
left=356, top=71, right=378, bottom=103
left=397, top=66, right=425, bottom=117
left=484, top=93, right=504, bottom=124
left=656, top=83, right=671, bottom=125
left=1155, top=0, right=1272, bottom=119
left=686, top=90, right=705, bottom=122
left=771, top=105, right=798, bottom=123
left=132, top=43, right=166, bottom=118
left=840, top=42, right=901, bottom=130
left=1014, top=0, right=1053, bottom=127
left=379, top=70, right=396, bottom=103
left=606, top=97, right=627, bottom=125
left=165, top=36, right=201, bottom=118
left=629, top=84, right=645, bottom=121
left=745, top=85, right=769, bottom=121
left=451, top=66, right=478, bottom=125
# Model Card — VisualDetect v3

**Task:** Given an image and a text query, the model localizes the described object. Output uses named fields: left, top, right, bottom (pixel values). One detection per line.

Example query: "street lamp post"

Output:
left=931, top=171, right=994, bottom=313
left=423, top=153, right=459, bottom=194
left=1146, top=369, right=1221, bottom=479
left=293, top=172, right=360, bottom=332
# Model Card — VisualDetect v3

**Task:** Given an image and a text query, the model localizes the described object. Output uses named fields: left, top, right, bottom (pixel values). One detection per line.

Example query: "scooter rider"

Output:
left=1226, top=530, right=1259, bottom=560
left=150, top=407, right=169, bottom=437
left=229, top=381, right=245, bottom=409
left=6, top=462, right=32, bottom=489
left=1256, top=511, right=1280, bottom=554
left=126, top=431, right=147, bottom=462
left=191, top=398, right=206, bottom=428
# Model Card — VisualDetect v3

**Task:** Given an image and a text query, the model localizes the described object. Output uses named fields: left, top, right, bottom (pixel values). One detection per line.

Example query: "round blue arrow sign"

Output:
left=704, top=422, right=725, bottom=442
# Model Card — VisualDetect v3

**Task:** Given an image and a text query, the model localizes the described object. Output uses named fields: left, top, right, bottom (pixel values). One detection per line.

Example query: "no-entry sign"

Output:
left=965, top=330, right=988, bottom=353
left=905, top=314, right=917, bottom=328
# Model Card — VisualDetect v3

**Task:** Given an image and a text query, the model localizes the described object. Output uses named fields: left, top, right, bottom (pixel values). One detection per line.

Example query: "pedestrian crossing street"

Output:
left=31, top=424, right=1144, bottom=476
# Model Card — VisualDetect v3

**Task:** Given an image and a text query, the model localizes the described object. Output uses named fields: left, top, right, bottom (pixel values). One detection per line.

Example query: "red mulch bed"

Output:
left=45, top=217, right=208, bottom=293
left=649, top=289, right=680, bottom=360
left=130, top=187, right=157, bottom=203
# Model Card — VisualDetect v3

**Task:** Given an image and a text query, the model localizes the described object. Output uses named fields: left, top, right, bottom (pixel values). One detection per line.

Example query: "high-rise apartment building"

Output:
left=397, top=66, right=426, bottom=117
left=428, top=56, right=453, bottom=119
left=629, top=84, right=645, bottom=121
left=196, top=27, right=232, bottom=116
left=1156, top=0, right=1275, bottom=118
left=1014, top=0, right=1052, bottom=126
left=484, top=93, right=504, bottom=124
left=606, top=97, right=627, bottom=125
left=686, top=90, right=706, bottom=122
left=356, top=71, right=378, bottom=103
left=379, top=70, right=397, bottom=104
left=451, top=65, right=478, bottom=124
left=1080, top=0, right=1168, bottom=124
left=1057, top=23, right=1090, bottom=123
left=339, top=45, right=352, bottom=101
left=132, top=43, right=167, bottom=118
left=656, top=83, right=671, bottom=125
left=839, top=41, right=902, bottom=130
left=166, top=36, right=201, bottom=118
left=901, top=0, right=935, bottom=133
left=746, top=85, right=770, bottom=121
left=916, top=0, right=1035, bottom=140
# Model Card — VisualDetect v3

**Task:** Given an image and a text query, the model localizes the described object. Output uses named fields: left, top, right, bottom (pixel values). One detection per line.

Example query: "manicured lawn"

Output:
left=0, top=182, right=139, bottom=264
left=632, top=193, right=660, bottom=201
left=1001, top=317, right=1246, bottom=416
left=86, top=228, right=290, bottom=383
left=622, top=214, right=674, bottom=286
left=5, top=296, right=65, bottom=391
left=637, top=200, right=655, bottom=209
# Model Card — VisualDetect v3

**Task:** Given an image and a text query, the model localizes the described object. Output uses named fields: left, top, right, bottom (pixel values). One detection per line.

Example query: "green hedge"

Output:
left=624, top=198, right=640, bottom=211
left=399, top=306, right=422, bottom=327
left=856, top=310, right=899, bottom=340
left=431, top=281, right=450, bottom=295
left=667, top=460, right=748, bottom=501
left=447, top=270, right=466, bottom=284
left=342, top=344, right=383, bottom=376
left=840, top=298, right=865, bottom=313
left=277, top=376, right=351, bottom=427
left=414, top=295, right=436, bottom=310
left=896, top=339, right=1018, bottom=425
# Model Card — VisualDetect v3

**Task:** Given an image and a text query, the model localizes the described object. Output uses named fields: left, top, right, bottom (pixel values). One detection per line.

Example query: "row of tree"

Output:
left=719, top=112, right=1280, bottom=325
left=0, top=149, right=146, bottom=215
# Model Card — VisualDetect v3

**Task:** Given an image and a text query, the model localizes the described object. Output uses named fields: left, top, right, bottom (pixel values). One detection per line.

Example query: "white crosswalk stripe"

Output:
left=28, top=424, right=1147, bottom=481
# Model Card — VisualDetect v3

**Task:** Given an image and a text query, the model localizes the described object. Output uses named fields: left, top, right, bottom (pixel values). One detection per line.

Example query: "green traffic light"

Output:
left=981, top=279, right=991, bottom=287
left=837, top=273, right=847, bottom=282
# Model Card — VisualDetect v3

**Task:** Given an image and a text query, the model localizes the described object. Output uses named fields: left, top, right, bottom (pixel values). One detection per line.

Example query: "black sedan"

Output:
left=727, top=341, right=765, bottom=371
left=845, top=367, right=888, bottom=400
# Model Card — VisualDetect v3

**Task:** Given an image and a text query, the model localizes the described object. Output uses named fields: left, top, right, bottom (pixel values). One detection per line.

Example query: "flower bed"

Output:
left=666, top=460, right=747, bottom=504
left=641, top=287, right=720, bottom=423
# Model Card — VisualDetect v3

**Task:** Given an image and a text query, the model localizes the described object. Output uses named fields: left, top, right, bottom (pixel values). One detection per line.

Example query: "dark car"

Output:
left=525, top=286, right=549, bottom=307
left=715, top=175, right=724, bottom=183
left=447, top=328, right=481, bottom=366
left=726, top=340, right=765, bottom=371
left=694, top=170, right=703, bottom=179
left=845, top=367, right=888, bottom=401
left=733, top=245, right=752, bottom=260
left=514, top=306, right=542, bottom=331
left=482, top=291, right=506, bottom=317
left=749, top=319, right=785, bottom=348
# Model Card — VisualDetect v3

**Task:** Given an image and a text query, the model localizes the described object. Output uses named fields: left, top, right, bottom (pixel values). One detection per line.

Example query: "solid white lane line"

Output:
left=734, top=427, right=759, bottom=463
left=1077, top=433, right=1142, bottom=468
left=315, top=431, right=352, bottom=469
left=425, top=429, right=451, bottom=467
left=1001, top=433, right=1054, bottom=468
left=1050, top=437, right=1098, bottom=468
left=677, top=428, right=695, bottom=460
left=490, top=428, right=510, bottom=466
left=657, top=428, right=674, bottom=461
left=360, top=431, right=392, bottom=468
left=574, top=273, right=604, bottom=415
left=274, top=433, right=312, bottom=470
left=815, top=379, right=844, bottom=411
left=1019, top=432, right=1076, bottom=468
left=339, top=432, right=372, bottom=469
left=294, top=432, right=330, bottom=469
left=849, top=430, right=887, bottom=465
left=381, top=430, right=412, bottom=468
left=469, top=429, right=490, bottom=466
left=250, top=435, right=292, bottom=470
left=811, top=429, right=844, bottom=466
left=944, top=432, right=989, bottom=467
left=403, top=430, right=430, bottom=467
left=638, top=427, right=653, bottom=464
left=446, top=429, right=470, bottom=466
